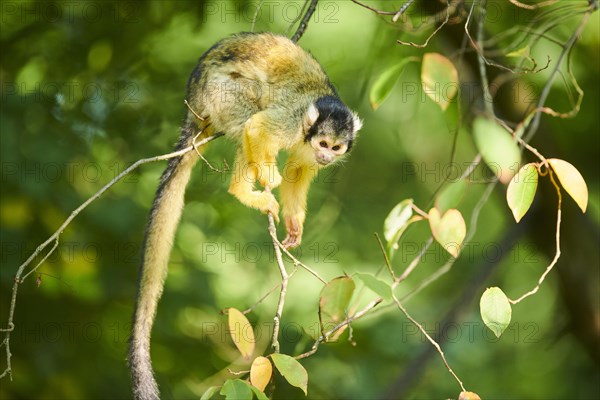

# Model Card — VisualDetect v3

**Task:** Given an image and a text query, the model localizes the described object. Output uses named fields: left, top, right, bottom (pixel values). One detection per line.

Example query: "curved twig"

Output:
left=0, top=132, right=224, bottom=381
left=291, top=0, right=319, bottom=43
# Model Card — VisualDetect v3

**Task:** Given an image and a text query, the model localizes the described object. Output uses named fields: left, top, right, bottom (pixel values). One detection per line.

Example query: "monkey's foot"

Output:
left=282, top=216, right=302, bottom=249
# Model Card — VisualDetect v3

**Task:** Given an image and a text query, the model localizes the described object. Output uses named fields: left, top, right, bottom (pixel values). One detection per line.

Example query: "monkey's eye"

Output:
left=319, top=141, right=328, bottom=148
left=331, top=145, right=341, bottom=151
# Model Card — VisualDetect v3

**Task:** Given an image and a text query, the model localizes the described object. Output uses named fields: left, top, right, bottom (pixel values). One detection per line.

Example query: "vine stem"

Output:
left=0, top=132, right=224, bottom=380
left=477, top=0, right=494, bottom=116
left=525, top=10, right=591, bottom=141
left=509, top=171, right=562, bottom=304
left=391, top=294, right=466, bottom=392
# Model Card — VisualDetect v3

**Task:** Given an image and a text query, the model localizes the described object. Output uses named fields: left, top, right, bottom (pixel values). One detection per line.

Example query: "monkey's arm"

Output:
left=228, top=110, right=288, bottom=220
left=279, top=147, right=318, bottom=248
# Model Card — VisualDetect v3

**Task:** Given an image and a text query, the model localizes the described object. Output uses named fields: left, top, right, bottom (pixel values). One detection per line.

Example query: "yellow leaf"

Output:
left=227, top=308, right=255, bottom=359
left=250, top=356, right=272, bottom=392
left=459, top=391, right=482, bottom=400
left=547, top=159, right=588, bottom=212
left=421, top=53, right=459, bottom=111
left=428, top=208, right=466, bottom=257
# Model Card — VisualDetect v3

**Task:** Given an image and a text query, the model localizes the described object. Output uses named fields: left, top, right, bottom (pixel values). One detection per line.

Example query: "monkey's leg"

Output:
left=243, top=114, right=283, bottom=190
left=228, top=148, right=280, bottom=221
left=280, top=154, right=318, bottom=248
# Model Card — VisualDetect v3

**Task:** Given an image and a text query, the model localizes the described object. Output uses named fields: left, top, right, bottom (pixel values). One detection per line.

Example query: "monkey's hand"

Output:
left=259, top=191, right=280, bottom=223
left=282, top=215, right=303, bottom=249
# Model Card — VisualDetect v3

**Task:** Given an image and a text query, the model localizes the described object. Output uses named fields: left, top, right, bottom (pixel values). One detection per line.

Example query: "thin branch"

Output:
left=402, top=181, right=497, bottom=302
left=296, top=296, right=384, bottom=360
left=397, top=1, right=455, bottom=48
left=286, top=0, right=310, bottom=36
left=21, top=239, right=59, bottom=282
left=477, top=0, right=494, bottom=116
left=250, top=0, right=266, bottom=32
left=524, top=10, right=591, bottom=141
left=391, top=293, right=466, bottom=392
left=298, top=234, right=436, bottom=360
left=397, top=238, right=433, bottom=283
left=374, top=233, right=396, bottom=281
left=242, top=278, right=291, bottom=315
left=509, top=171, right=562, bottom=304
left=265, top=189, right=289, bottom=353
left=276, top=242, right=326, bottom=284
left=227, top=368, right=250, bottom=376
left=517, top=136, right=547, bottom=165
left=0, top=132, right=224, bottom=381
left=392, top=0, right=418, bottom=22
left=410, top=204, right=429, bottom=219
left=291, top=0, right=319, bottom=43
left=184, top=99, right=205, bottom=121
left=464, top=0, right=547, bottom=74
left=508, top=0, right=558, bottom=10
left=350, top=0, right=398, bottom=15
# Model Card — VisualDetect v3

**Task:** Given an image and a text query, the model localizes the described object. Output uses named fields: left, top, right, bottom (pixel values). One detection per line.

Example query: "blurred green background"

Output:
left=1, top=1, right=598, bottom=399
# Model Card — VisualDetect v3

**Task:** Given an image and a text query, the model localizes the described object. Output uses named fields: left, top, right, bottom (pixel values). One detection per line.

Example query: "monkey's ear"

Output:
left=304, top=103, right=320, bottom=131
left=352, top=112, right=363, bottom=132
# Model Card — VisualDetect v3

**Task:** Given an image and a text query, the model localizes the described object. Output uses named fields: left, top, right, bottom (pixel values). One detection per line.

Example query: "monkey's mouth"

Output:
left=315, top=153, right=333, bottom=166
left=316, top=158, right=333, bottom=166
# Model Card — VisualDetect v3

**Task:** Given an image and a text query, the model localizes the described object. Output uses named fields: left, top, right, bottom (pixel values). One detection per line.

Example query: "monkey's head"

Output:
left=304, top=96, right=362, bottom=166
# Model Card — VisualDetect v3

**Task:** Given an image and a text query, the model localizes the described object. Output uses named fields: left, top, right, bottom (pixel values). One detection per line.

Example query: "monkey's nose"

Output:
left=316, top=154, right=333, bottom=165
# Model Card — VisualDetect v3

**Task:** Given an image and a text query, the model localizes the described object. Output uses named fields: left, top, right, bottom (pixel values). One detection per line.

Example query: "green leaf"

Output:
left=200, top=386, right=221, bottom=400
left=370, top=58, right=415, bottom=110
left=220, top=379, right=253, bottom=400
left=383, top=200, right=423, bottom=258
left=355, top=273, right=392, bottom=300
left=383, top=199, right=414, bottom=243
left=271, top=353, right=308, bottom=396
left=428, top=208, right=466, bottom=258
left=421, top=53, right=459, bottom=111
left=548, top=158, right=588, bottom=212
left=250, top=356, right=272, bottom=392
left=480, top=287, right=512, bottom=338
left=249, top=385, right=269, bottom=400
left=435, top=179, right=468, bottom=213
left=319, top=277, right=355, bottom=338
left=506, top=163, right=538, bottom=222
left=228, top=307, right=255, bottom=359
left=473, top=117, right=521, bottom=184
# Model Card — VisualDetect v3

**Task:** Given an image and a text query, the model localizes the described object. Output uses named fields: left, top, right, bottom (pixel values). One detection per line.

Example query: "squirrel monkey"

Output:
left=129, top=32, right=362, bottom=400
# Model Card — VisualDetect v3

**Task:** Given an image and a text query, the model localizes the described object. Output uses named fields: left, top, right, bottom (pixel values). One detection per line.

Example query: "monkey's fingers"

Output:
left=258, top=192, right=280, bottom=223
left=269, top=211, right=280, bottom=224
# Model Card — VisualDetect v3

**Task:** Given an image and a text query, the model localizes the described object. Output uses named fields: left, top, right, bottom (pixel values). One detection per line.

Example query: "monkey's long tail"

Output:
left=129, top=119, right=205, bottom=400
